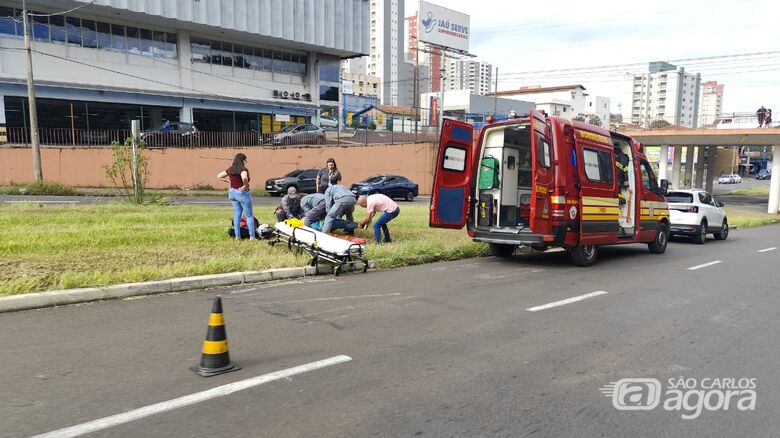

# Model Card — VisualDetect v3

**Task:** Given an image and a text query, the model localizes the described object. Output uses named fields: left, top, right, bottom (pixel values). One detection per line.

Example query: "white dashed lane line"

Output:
left=525, top=291, right=608, bottom=312
left=687, top=261, right=723, bottom=271
left=757, top=247, right=777, bottom=253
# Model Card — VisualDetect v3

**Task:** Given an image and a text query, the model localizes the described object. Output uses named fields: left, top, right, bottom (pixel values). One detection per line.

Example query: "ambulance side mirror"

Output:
left=658, top=179, right=669, bottom=196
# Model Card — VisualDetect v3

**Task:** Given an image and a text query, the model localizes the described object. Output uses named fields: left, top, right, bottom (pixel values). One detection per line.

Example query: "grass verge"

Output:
left=719, top=186, right=770, bottom=197
left=724, top=207, right=780, bottom=228
left=0, top=181, right=77, bottom=196
left=0, top=202, right=486, bottom=295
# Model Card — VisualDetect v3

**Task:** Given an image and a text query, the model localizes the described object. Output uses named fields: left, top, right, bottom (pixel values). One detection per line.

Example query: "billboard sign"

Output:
left=429, top=96, right=439, bottom=126
left=418, top=1, right=470, bottom=52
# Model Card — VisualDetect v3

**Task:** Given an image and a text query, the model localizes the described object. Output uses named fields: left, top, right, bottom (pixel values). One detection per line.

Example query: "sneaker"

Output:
left=383, top=238, right=392, bottom=244
left=344, top=229, right=355, bottom=236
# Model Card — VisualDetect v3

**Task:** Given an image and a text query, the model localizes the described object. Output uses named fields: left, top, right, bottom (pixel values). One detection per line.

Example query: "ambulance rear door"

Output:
left=529, top=111, right=554, bottom=233
left=430, top=119, right=477, bottom=229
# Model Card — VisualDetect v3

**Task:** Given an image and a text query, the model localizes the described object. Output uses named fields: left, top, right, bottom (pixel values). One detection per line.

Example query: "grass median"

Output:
left=723, top=206, right=780, bottom=228
left=0, top=202, right=487, bottom=296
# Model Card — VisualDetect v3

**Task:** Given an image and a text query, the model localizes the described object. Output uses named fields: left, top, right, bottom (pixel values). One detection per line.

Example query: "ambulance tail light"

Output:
left=551, top=187, right=566, bottom=220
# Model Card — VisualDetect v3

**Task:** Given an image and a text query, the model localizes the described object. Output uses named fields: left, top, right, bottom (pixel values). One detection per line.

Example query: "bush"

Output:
left=368, top=122, right=377, bottom=130
left=102, top=137, right=149, bottom=204
left=0, top=181, right=77, bottom=196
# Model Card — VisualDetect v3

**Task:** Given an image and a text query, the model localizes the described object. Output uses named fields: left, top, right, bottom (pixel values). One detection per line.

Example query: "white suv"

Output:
left=666, top=189, right=728, bottom=244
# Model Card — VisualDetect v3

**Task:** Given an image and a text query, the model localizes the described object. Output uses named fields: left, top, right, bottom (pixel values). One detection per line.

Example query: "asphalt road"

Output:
left=3, top=225, right=780, bottom=437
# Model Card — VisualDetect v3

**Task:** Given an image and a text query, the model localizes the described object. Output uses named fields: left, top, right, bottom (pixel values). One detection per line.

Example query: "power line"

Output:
left=27, top=0, right=100, bottom=17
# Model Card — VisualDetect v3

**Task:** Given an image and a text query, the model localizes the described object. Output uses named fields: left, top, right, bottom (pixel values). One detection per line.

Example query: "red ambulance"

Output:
left=429, top=111, right=670, bottom=266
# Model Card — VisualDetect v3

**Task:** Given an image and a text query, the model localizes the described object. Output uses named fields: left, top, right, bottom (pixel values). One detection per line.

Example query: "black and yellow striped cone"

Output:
left=193, top=296, right=240, bottom=377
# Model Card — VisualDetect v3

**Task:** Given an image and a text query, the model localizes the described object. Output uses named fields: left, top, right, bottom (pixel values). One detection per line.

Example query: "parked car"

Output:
left=272, top=124, right=326, bottom=145
left=757, top=169, right=771, bottom=180
left=319, top=116, right=339, bottom=130
left=717, top=173, right=741, bottom=184
left=667, top=189, right=728, bottom=244
left=265, top=168, right=319, bottom=196
left=350, top=174, right=419, bottom=201
left=140, top=121, right=200, bottom=146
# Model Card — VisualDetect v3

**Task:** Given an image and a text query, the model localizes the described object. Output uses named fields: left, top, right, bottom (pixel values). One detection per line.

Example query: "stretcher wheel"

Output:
left=362, top=263, right=368, bottom=273
left=333, top=266, right=341, bottom=276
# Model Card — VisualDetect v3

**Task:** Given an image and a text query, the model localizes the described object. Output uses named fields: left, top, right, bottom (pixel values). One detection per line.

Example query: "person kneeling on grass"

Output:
left=357, top=194, right=400, bottom=244
left=322, top=177, right=356, bottom=234
left=274, top=186, right=303, bottom=222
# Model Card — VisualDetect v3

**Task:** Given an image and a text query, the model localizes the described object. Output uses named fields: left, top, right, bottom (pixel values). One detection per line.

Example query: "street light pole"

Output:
left=22, top=0, right=42, bottom=181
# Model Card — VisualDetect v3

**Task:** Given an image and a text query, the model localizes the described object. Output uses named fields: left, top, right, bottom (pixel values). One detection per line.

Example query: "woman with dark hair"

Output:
left=217, top=153, right=257, bottom=240
left=316, top=157, right=342, bottom=194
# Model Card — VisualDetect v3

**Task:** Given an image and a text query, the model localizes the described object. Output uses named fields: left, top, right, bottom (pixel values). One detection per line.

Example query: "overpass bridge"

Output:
left=622, top=128, right=780, bottom=214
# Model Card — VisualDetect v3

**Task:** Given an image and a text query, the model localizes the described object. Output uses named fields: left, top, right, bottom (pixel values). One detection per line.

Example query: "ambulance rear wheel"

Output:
left=570, top=244, right=598, bottom=267
left=489, top=243, right=516, bottom=258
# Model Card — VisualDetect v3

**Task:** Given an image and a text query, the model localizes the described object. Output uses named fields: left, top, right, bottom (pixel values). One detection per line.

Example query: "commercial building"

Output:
left=446, top=59, right=492, bottom=95
left=420, top=89, right=534, bottom=121
left=343, top=0, right=406, bottom=106
left=342, top=73, right=381, bottom=98
left=622, top=61, right=701, bottom=128
left=0, top=0, right=369, bottom=139
left=699, top=80, right=724, bottom=126
left=488, top=85, right=587, bottom=117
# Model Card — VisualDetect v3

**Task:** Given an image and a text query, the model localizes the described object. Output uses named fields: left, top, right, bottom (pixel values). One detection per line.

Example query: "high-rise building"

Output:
left=344, top=0, right=405, bottom=105
left=446, top=60, right=493, bottom=95
left=404, top=11, right=441, bottom=93
left=698, top=81, right=724, bottom=126
left=622, top=62, right=702, bottom=128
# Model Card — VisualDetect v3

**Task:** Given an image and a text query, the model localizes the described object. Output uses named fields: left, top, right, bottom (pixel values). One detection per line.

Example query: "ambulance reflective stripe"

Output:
left=581, top=196, right=620, bottom=233
left=639, top=201, right=670, bottom=230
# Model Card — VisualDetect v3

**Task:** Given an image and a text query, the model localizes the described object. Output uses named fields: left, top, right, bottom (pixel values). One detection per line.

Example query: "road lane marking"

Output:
left=525, top=291, right=608, bottom=312
left=687, top=261, right=723, bottom=271
left=32, top=355, right=352, bottom=438
left=758, top=247, right=777, bottom=253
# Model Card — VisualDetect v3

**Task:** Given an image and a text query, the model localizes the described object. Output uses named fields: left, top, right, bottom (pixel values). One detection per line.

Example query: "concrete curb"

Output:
left=0, top=264, right=348, bottom=314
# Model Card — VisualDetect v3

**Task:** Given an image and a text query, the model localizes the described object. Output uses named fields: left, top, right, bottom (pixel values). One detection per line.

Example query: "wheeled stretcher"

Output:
left=270, top=221, right=368, bottom=276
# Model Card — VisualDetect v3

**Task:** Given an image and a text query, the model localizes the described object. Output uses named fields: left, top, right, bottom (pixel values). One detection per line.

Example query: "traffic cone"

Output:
left=193, top=296, right=240, bottom=377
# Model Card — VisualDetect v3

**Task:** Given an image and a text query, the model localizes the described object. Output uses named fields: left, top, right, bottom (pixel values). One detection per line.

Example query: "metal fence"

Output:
left=3, top=127, right=440, bottom=147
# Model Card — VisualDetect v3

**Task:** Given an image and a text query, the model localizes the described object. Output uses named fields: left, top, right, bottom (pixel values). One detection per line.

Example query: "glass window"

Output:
left=666, top=192, right=693, bottom=203
left=220, top=41, right=233, bottom=66
left=0, top=7, right=16, bottom=37
left=32, top=13, right=49, bottom=42
left=244, top=46, right=260, bottom=70
left=640, top=160, right=658, bottom=191
left=233, top=44, right=247, bottom=68
left=319, top=63, right=340, bottom=82
left=698, top=192, right=713, bottom=205
left=152, top=31, right=167, bottom=58
left=583, top=149, right=613, bottom=184
left=191, top=38, right=210, bottom=63
left=319, top=85, right=339, bottom=102
left=442, top=146, right=467, bottom=172
left=96, top=22, right=111, bottom=50
left=110, top=24, right=126, bottom=52
left=81, top=19, right=97, bottom=48
left=66, top=17, right=81, bottom=45
left=273, top=52, right=285, bottom=73
left=262, top=49, right=273, bottom=71
left=49, top=15, right=66, bottom=44
left=126, top=27, right=141, bottom=54
left=537, top=136, right=551, bottom=168
left=165, top=32, right=177, bottom=58
left=139, top=28, right=153, bottom=56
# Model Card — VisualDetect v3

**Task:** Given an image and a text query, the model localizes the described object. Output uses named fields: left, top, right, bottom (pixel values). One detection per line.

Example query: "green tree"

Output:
left=572, top=115, right=586, bottom=122
left=586, top=114, right=602, bottom=126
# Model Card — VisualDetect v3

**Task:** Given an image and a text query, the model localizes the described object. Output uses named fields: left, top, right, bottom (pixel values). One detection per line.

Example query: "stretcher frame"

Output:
left=269, top=226, right=368, bottom=276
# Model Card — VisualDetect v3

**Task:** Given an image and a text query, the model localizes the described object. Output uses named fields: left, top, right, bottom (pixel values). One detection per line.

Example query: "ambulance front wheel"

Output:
left=489, top=243, right=517, bottom=258
left=570, top=244, right=598, bottom=267
left=648, top=222, right=670, bottom=254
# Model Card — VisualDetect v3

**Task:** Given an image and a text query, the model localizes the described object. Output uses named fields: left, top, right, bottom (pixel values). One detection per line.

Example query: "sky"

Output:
left=406, top=0, right=780, bottom=114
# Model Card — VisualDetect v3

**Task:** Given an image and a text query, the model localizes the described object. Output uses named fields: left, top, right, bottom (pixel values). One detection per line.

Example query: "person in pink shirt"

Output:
left=357, top=194, right=400, bottom=244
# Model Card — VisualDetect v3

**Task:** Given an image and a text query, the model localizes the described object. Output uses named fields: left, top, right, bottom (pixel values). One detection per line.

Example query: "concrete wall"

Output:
left=0, top=142, right=437, bottom=194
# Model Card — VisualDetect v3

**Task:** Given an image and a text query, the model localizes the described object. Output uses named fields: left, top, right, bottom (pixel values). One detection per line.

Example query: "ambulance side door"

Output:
left=530, top=113, right=554, bottom=233
left=577, top=137, right=619, bottom=244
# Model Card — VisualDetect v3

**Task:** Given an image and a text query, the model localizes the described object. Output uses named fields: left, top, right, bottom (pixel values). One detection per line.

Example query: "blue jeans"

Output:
left=373, top=207, right=400, bottom=243
left=228, top=188, right=255, bottom=239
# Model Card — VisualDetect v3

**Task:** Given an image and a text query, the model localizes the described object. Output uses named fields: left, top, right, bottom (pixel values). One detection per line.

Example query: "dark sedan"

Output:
left=350, top=174, right=419, bottom=201
left=265, top=168, right=319, bottom=196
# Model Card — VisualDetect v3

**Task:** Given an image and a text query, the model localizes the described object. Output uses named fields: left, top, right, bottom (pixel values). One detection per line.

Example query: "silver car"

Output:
left=272, top=124, right=326, bottom=145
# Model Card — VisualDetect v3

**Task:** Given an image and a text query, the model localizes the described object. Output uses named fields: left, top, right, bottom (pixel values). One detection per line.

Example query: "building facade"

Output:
left=342, top=72, right=381, bottom=98
left=343, top=0, right=405, bottom=106
left=622, top=61, right=702, bottom=128
left=583, top=96, right=611, bottom=128
left=446, top=59, right=492, bottom=95
left=698, top=80, right=724, bottom=126
left=0, top=0, right=369, bottom=137
left=489, top=85, right=587, bottom=117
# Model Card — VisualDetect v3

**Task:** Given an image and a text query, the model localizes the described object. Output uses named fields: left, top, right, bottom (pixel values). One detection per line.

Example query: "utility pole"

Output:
left=438, top=51, right=445, bottom=131
left=493, top=66, right=498, bottom=116
left=22, top=0, right=42, bottom=181
left=414, top=40, right=419, bottom=134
